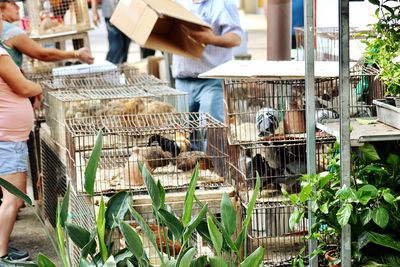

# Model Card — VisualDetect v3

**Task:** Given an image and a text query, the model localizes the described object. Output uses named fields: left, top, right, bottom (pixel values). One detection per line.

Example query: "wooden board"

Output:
left=317, top=118, right=400, bottom=146
left=199, top=60, right=356, bottom=79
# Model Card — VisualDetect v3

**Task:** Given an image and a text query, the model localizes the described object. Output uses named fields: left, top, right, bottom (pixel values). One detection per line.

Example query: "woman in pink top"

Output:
left=0, top=10, right=42, bottom=262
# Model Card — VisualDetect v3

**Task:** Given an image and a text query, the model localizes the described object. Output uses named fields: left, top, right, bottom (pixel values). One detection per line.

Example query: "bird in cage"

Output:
left=131, top=222, right=182, bottom=256
left=315, top=108, right=339, bottom=123
left=256, top=107, right=279, bottom=137
left=148, top=132, right=191, bottom=157
left=123, top=147, right=145, bottom=187
left=139, top=146, right=173, bottom=172
left=123, top=98, right=145, bottom=115
left=245, top=153, right=282, bottom=188
left=176, top=151, right=214, bottom=172
left=145, top=100, right=176, bottom=114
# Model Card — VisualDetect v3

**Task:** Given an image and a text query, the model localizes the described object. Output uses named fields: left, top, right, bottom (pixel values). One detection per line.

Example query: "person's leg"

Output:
left=0, top=172, right=26, bottom=257
left=197, top=79, right=224, bottom=123
left=105, top=18, right=125, bottom=64
left=121, top=34, right=132, bottom=63
left=174, top=78, right=200, bottom=113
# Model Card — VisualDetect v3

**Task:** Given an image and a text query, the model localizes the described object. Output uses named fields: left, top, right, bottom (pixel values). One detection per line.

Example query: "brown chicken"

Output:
left=131, top=222, right=181, bottom=255
left=123, top=146, right=172, bottom=186
left=176, top=151, right=214, bottom=172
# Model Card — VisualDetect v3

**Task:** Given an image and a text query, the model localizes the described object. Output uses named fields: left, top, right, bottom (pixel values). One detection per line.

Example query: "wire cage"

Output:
left=23, top=0, right=90, bottom=36
left=295, top=26, right=373, bottom=61
left=64, top=113, right=229, bottom=195
left=44, top=81, right=187, bottom=146
left=229, top=137, right=335, bottom=265
left=223, top=66, right=385, bottom=145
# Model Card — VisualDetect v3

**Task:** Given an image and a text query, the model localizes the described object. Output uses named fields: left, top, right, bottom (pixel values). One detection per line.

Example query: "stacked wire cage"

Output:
left=63, top=113, right=232, bottom=264
left=223, top=65, right=385, bottom=265
left=295, top=26, right=374, bottom=61
left=23, top=0, right=90, bottom=36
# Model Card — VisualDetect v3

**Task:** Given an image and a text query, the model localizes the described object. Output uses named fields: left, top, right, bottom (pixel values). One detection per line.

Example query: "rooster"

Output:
left=148, top=132, right=190, bottom=157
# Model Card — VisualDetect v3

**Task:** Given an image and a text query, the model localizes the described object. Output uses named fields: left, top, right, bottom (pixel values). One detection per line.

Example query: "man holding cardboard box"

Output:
left=172, top=0, right=243, bottom=123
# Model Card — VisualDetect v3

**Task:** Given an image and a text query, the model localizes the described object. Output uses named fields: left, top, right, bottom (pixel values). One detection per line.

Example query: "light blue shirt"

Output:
left=0, top=21, right=24, bottom=67
left=172, top=0, right=243, bottom=78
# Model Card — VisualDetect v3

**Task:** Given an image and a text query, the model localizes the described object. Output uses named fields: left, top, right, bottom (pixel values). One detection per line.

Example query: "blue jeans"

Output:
left=0, top=141, right=28, bottom=176
left=105, top=18, right=131, bottom=64
left=175, top=78, right=224, bottom=123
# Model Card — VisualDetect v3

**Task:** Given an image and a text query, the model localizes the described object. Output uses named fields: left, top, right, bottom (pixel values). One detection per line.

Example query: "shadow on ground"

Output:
left=10, top=207, right=60, bottom=265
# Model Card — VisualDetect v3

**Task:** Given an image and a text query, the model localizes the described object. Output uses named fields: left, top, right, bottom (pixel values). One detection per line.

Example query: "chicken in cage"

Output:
left=24, top=0, right=90, bottom=35
left=45, top=82, right=188, bottom=145
left=64, top=113, right=229, bottom=195
left=224, top=68, right=385, bottom=144
left=231, top=135, right=335, bottom=202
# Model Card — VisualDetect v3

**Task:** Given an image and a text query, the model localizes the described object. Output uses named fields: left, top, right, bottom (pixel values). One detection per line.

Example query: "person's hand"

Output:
left=32, top=93, right=42, bottom=110
left=92, top=9, right=100, bottom=27
left=77, top=47, right=95, bottom=64
left=186, top=27, right=216, bottom=45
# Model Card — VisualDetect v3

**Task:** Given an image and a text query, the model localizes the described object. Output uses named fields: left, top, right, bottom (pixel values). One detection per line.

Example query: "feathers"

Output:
left=140, top=146, right=173, bottom=171
left=176, top=151, right=214, bottom=172
left=123, top=147, right=144, bottom=187
left=148, top=132, right=190, bottom=157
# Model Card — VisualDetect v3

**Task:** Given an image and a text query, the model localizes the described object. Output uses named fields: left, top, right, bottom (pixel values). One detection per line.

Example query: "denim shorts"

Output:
left=0, top=141, right=29, bottom=176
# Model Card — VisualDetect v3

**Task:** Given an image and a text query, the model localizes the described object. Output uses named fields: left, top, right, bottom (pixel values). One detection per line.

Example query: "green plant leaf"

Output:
left=383, top=192, right=396, bottom=205
left=56, top=201, right=68, bottom=267
left=242, top=175, right=260, bottom=229
left=372, top=207, right=389, bottom=228
left=289, top=209, right=305, bottom=231
left=79, top=257, right=94, bottom=267
left=127, top=205, right=159, bottom=257
left=360, top=143, right=380, bottom=163
left=65, top=222, right=91, bottom=249
left=299, top=184, right=312, bottom=203
left=239, top=246, right=265, bottom=267
left=105, top=191, right=131, bottom=229
left=37, top=253, right=56, bottom=267
left=221, top=192, right=236, bottom=237
left=158, top=180, right=166, bottom=208
left=97, top=195, right=108, bottom=263
left=0, top=177, right=32, bottom=206
left=357, top=185, right=378, bottom=205
left=81, top=231, right=97, bottom=258
left=178, top=247, right=196, bottom=267
left=103, top=256, right=117, bottom=267
left=191, top=255, right=208, bottom=267
left=138, top=161, right=161, bottom=210
left=59, top=183, right=70, bottom=227
left=119, top=220, right=144, bottom=260
left=209, top=256, right=228, bottom=267
left=160, top=259, right=177, bottom=267
left=360, top=208, right=372, bottom=226
left=182, top=164, right=199, bottom=226
left=207, top=217, right=223, bottom=256
left=158, top=208, right=184, bottom=240
left=183, top=203, right=208, bottom=244
left=320, top=201, right=329, bottom=214
left=84, top=129, right=103, bottom=196
left=337, top=204, right=353, bottom=226
left=359, top=231, right=400, bottom=252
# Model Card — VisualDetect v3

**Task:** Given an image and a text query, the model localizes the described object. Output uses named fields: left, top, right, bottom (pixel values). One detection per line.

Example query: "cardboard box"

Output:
left=110, top=0, right=210, bottom=59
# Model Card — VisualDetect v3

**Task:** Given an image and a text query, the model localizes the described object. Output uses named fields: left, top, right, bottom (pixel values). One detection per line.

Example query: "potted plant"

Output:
left=285, top=142, right=400, bottom=266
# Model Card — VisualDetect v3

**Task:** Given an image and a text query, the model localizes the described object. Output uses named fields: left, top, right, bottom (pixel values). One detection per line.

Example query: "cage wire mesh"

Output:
left=295, top=26, right=373, bottom=61
left=40, top=134, right=67, bottom=227
left=224, top=65, right=385, bottom=145
left=23, top=0, right=90, bottom=36
left=64, top=113, right=229, bottom=195
left=230, top=138, right=335, bottom=266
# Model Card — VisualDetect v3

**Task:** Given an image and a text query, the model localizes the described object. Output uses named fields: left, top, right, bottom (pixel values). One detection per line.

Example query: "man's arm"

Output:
left=187, top=27, right=241, bottom=48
